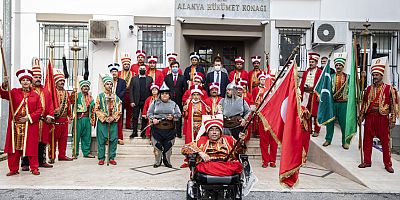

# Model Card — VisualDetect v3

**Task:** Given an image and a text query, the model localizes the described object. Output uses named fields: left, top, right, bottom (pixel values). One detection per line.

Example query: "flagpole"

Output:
left=225, top=45, right=300, bottom=161
left=357, top=21, right=372, bottom=163
left=71, top=38, right=81, bottom=158
left=0, top=34, right=15, bottom=153
left=48, top=42, right=56, bottom=163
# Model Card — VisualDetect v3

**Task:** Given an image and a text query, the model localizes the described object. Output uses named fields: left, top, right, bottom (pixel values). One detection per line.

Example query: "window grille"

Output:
left=353, top=30, right=399, bottom=90
left=39, top=23, right=89, bottom=90
left=137, top=25, right=166, bottom=69
left=278, top=28, right=308, bottom=71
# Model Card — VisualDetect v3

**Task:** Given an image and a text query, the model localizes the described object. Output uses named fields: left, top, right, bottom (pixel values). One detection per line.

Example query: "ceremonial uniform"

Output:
left=248, top=56, right=264, bottom=93
left=21, top=61, right=54, bottom=168
left=325, top=55, right=349, bottom=146
left=162, top=53, right=182, bottom=76
left=142, top=84, right=160, bottom=138
left=184, top=52, right=206, bottom=88
left=72, top=80, right=95, bottom=157
left=147, top=56, right=165, bottom=87
left=228, top=56, right=249, bottom=83
left=130, top=50, right=149, bottom=76
left=183, top=86, right=210, bottom=144
left=219, top=83, right=251, bottom=140
left=182, top=73, right=208, bottom=104
left=300, top=53, right=322, bottom=136
left=95, top=75, right=122, bottom=165
left=359, top=60, right=400, bottom=173
left=49, top=70, right=73, bottom=161
left=1, top=69, right=43, bottom=175
left=252, top=72, right=278, bottom=167
left=204, top=83, right=223, bottom=116
left=109, top=63, right=126, bottom=143
left=119, top=54, right=134, bottom=129
left=181, top=118, right=246, bottom=176
left=147, top=83, right=181, bottom=168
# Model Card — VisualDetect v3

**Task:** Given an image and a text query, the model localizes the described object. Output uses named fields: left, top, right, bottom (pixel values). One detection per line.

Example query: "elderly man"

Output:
left=181, top=116, right=246, bottom=176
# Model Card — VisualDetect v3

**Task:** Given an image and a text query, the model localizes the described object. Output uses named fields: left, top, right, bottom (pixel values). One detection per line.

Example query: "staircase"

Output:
left=91, top=129, right=263, bottom=158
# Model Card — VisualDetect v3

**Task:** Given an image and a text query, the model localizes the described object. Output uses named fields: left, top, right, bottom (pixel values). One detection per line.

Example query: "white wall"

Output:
left=13, top=0, right=175, bottom=96
left=271, top=0, right=400, bottom=22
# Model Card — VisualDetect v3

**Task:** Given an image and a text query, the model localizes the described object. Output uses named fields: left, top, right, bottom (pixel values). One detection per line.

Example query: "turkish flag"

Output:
left=44, top=60, right=59, bottom=109
left=258, top=62, right=304, bottom=188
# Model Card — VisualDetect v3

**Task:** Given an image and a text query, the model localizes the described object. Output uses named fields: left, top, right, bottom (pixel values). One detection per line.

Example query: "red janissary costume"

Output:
left=146, top=55, right=164, bottom=87
left=229, top=56, right=248, bottom=83
left=1, top=69, right=43, bottom=175
left=142, top=83, right=160, bottom=137
left=49, top=69, right=72, bottom=161
left=162, top=53, right=182, bottom=76
left=130, top=50, right=149, bottom=77
left=181, top=117, right=246, bottom=176
left=204, top=82, right=222, bottom=115
left=359, top=60, right=400, bottom=172
left=300, top=52, right=322, bottom=135
left=253, top=72, right=278, bottom=167
left=248, top=55, right=264, bottom=93
left=119, top=53, right=134, bottom=129
left=182, top=73, right=208, bottom=104
left=183, top=85, right=210, bottom=144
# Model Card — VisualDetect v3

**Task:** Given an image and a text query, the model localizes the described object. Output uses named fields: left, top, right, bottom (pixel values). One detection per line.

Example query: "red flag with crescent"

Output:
left=258, top=62, right=304, bottom=188
left=44, top=60, right=59, bottom=109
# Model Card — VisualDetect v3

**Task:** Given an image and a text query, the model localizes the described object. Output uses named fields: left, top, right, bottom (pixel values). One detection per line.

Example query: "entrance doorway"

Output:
left=194, top=40, right=244, bottom=74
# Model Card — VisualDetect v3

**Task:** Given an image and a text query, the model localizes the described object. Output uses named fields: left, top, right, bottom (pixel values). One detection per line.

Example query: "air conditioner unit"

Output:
left=89, top=20, right=120, bottom=42
left=312, top=21, right=348, bottom=45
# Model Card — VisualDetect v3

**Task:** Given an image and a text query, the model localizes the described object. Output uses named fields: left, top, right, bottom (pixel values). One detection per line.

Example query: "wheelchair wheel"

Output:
left=186, top=181, right=196, bottom=200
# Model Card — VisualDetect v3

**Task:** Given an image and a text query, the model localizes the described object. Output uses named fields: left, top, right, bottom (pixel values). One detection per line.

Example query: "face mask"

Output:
left=214, top=65, right=221, bottom=71
left=139, top=69, right=146, bottom=75
left=172, top=68, right=179, bottom=74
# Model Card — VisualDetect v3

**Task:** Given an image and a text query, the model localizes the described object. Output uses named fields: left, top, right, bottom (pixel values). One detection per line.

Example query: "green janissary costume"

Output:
left=73, top=80, right=95, bottom=158
left=95, top=75, right=122, bottom=164
left=325, top=53, right=349, bottom=147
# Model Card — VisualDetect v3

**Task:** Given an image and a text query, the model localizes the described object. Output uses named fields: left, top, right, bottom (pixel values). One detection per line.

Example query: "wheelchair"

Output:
left=186, top=153, right=247, bottom=200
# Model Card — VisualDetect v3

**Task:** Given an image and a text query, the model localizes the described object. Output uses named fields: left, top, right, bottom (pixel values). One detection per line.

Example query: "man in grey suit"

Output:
left=129, top=65, right=153, bottom=138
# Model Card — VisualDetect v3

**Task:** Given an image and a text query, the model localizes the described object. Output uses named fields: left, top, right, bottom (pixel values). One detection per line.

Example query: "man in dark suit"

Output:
left=184, top=52, right=205, bottom=88
left=109, top=63, right=127, bottom=144
left=129, top=65, right=153, bottom=138
left=206, top=60, right=229, bottom=97
left=164, top=61, right=187, bottom=138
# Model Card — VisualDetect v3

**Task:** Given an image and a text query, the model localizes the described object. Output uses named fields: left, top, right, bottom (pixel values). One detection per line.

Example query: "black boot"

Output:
left=162, top=152, right=172, bottom=168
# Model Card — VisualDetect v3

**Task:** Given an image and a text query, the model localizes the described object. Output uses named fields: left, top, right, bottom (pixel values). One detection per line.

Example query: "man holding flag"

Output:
left=316, top=53, right=351, bottom=149
left=258, top=60, right=307, bottom=188
left=300, top=52, right=322, bottom=137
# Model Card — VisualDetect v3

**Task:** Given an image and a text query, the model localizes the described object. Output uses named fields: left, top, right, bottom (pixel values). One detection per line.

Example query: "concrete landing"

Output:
left=308, top=124, right=400, bottom=192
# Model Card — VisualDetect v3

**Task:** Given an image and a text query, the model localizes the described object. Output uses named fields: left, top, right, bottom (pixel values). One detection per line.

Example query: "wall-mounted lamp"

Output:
left=129, top=25, right=134, bottom=34
left=221, top=14, right=225, bottom=19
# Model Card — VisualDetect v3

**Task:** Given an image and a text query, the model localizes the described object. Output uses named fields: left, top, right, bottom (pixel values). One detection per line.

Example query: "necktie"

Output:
left=216, top=71, right=220, bottom=83
left=173, top=75, right=177, bottom=85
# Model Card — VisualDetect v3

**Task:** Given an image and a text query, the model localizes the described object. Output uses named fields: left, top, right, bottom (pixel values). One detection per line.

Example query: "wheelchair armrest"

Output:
left=188, top=153, right=198, bottom=170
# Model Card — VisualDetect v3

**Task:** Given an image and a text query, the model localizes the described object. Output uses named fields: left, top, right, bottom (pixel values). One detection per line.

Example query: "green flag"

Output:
left=345, top=46, right=358, bottom=144
left=315, top=60, right=335, bottom=125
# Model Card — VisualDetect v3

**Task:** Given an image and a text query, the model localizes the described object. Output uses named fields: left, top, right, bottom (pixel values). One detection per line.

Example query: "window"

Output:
left=198, top=47, right=213, bottom=71
left=39, top=23, right=89, bottom=90
left=278, top=28, right=307, bottom=71
left=137, top=25, right=166, bottom=69
left=353, top=30, right=399, bottom=89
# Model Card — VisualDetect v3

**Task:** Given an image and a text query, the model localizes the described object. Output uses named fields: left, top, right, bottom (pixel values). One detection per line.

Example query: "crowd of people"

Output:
left=1, top=48, right=398, bottom=176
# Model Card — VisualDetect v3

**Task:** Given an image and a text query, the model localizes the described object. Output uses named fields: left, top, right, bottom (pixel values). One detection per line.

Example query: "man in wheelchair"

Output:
left=181, top=117, right=247, bottom=200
